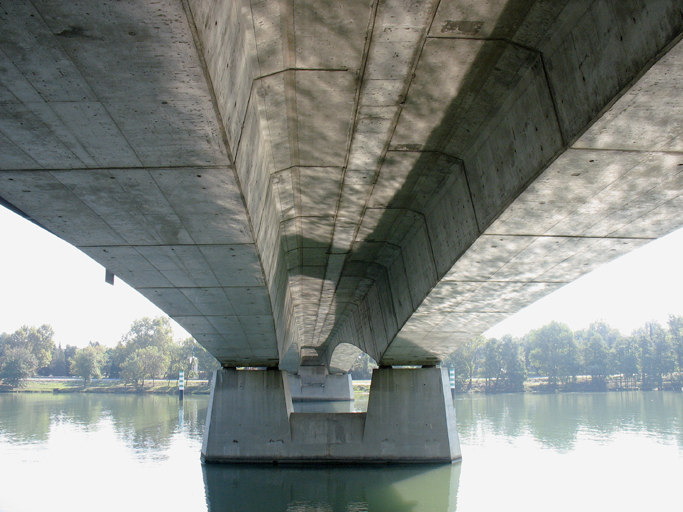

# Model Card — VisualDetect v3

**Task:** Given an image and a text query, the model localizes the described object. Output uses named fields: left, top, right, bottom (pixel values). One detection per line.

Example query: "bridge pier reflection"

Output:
left=203, top=461, right=461, bottom=511
left=201, top=367, right=461, bottom=463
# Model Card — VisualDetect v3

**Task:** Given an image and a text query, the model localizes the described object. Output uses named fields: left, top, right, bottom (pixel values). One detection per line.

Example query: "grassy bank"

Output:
left=0, top=378, right=211, bottom=394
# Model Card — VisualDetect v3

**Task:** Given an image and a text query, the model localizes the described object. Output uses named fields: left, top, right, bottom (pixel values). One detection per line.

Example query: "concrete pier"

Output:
left=202, top=367, right=460, bottom=464
left=287, top=367, right=354, bottom=402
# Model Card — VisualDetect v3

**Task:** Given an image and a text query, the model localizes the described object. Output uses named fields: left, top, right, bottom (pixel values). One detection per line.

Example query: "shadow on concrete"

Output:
left=287, top=0, right=560, bottom=369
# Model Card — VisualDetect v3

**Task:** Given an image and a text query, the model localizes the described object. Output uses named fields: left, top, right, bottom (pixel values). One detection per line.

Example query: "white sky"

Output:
left=0, top=205, right=190, bottom=347
left=1, top=204, right=683, bottom=347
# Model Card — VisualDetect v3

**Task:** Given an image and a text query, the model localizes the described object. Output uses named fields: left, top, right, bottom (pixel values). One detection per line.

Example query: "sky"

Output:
left=1, top=204, right=683, bottom=347
left=0, top=205, right=190, bottom=347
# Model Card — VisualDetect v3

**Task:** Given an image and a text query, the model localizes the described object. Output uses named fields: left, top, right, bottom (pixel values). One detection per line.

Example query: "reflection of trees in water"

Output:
left=105, top=395, right=206, bottom=456
left=0, top=394, right=208, bottom=453
left=455, top=392, right=683, bottom=450
left=0, top=394, right=106, bottom=443
left=0, top=395, right=54, bottom=443
left=204, top=464, right=460, bottom=512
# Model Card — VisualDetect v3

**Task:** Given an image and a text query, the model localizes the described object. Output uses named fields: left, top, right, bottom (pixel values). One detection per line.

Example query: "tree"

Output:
left=349, top=352, right=376, bottom=380
left=120, top=346, right=168, bottom=388
left=481, top=338, right=502, bottom=391
left=3, top=325, right=55, bottom=371
left=120, top=317, right=175, bottom=356
left=582, top=333, right=609, bottom=387
left=193, top=339, right=221, bottom=375
left=70, top=344, right=108, bottom=386
left=668, top=315, right=683, bottom=383
left=0, top=346, right=37, bottom=387
left=528, top=322, right=579, bottom=387
left=498, top=335, right=527, bottom=392
left=635, top=322, right=675, bottom=389
left=47, top=345, right=67, bottom=376
left=444, top=336, right=484, bottom=391
left=577, top=321, right=621, bottom=349
left=63, top=345, right=78, bottom=376
left=609, top=336, right=639, bottom=389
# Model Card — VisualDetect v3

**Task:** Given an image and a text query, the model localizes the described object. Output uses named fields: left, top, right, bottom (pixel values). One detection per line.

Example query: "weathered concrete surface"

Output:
left=2, top=1, right=683, bottom=370
left=288, top=366, right=354, bottom=401
left=202, top=367, right=460, bottom=463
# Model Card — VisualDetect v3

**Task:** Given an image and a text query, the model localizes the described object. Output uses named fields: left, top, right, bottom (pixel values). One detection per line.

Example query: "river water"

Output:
left=0, top=391, right=681, bottom=512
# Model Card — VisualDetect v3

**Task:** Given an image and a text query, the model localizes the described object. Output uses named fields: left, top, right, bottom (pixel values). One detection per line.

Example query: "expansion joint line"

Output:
left=253, top=67, right=349, bottom=82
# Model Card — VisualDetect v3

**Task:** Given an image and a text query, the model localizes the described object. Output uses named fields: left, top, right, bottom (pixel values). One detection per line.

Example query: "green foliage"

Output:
left=443, top=336, right=484, bottom=391
left=0, top=346, right=37, bottom=387
left=0, top=325, right=55, bottom=385
left=498, top=335, right=527, bottom=391
left=121, top=317, right=175, bottom=356
left=111, top=317, right=220, bottom=386
left=9, top=325, right=55, bottom=369
left=477, top=335, right=526, bottom=392
left=528, top=322, right=579, bottom=387
left=609, top=336, right=639, bottom=388
left=481, top=338, right=503, bottom=390
left=70, top=344, right=108, bottom=385
left=349, top=352, right=377, bottom=380
left=668, top=315, right=683, bottom=381
left=184, top=338, right=221, bottom=376
left=63, top=345, right=77, bottom=376
left=121, top=346, right=169, bottom=388
left=635, top=322, right=675, bottom=389
left=582, top=334, right=609, bottom=385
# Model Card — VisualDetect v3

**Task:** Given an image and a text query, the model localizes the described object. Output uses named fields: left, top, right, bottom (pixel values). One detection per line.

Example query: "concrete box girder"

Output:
left=3, top=1, right=683, bottom=370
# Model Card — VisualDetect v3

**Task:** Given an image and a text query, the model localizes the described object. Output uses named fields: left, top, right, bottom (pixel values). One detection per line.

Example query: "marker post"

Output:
left=179, top=370, right=185, bottom=401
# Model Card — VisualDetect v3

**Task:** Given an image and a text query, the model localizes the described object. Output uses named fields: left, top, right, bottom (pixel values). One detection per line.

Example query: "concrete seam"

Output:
left=569, top=147, right=683, bottom=156
left=482, top=234, right=657, bottom=240
left=0, top=121, right=41, bottom=168
left=565, top=27, right=683, bottom=148
left=232, top=80, right=254, bottom=173
left=325, top=0, right=443, bottom=351
left=44, top=169, right=146, bottom=246
left=454, top=159, right=481, bottom=234
left=20, top=11, right=114, bottom=168
left=315, top=0, right=381, bottom=348
left=254, top=67, right=349, bottom=81
left=0, top=46, right=72, bottom=167
left=180, top=0, right=280, bottom=358
left=349, top=0, right=443, bottom=248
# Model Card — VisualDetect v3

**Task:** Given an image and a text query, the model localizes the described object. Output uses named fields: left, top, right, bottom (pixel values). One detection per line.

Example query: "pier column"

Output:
left=202, top=367, right=460, bottom=463
left=202, top=368, right=293, bottom=462
left=362, top=367, right=461, bottom=462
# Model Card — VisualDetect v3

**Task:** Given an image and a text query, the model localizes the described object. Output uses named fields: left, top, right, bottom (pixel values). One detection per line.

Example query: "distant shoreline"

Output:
left=2, top=376, right=681, bottom=396
left=0, top=377, right=211, bottom=395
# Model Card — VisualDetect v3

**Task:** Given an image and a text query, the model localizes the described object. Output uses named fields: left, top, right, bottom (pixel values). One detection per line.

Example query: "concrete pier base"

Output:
left=288, top=367, right=354, bottom=401
left=202, top=367, right=461, bottom=464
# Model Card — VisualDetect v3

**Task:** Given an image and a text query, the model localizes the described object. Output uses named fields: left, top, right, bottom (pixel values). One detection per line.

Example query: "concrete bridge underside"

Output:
left=3, top=0, right=683, bottom=462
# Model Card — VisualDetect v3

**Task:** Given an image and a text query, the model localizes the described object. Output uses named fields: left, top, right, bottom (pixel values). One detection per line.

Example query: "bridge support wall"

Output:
left=288, top=367, right=354, bottom=401
left=202, top=367, right=460, bottom=463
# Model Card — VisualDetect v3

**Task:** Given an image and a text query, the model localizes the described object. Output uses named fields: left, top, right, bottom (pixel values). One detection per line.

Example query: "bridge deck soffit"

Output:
left=1, top=1, right=683, bottom=369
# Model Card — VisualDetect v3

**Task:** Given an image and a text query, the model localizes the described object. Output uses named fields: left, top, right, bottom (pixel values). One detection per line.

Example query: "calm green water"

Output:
left=0, top=392, right=681, bottom=512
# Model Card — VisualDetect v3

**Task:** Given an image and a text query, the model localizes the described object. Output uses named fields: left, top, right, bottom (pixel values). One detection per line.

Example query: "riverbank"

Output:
left=0, top=378, right=212, bottom=394
left=455, top=375, right=683, bottom=394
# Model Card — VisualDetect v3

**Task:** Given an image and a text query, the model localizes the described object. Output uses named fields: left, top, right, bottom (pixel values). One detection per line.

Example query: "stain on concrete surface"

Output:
left=440, top=20, right=483, bottom=35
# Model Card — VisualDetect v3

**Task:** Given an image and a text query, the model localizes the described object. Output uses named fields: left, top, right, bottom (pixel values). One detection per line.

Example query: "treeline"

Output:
left=0, top=317, right=220, bottom=388
left=444, top=317, right=683, bottom=393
